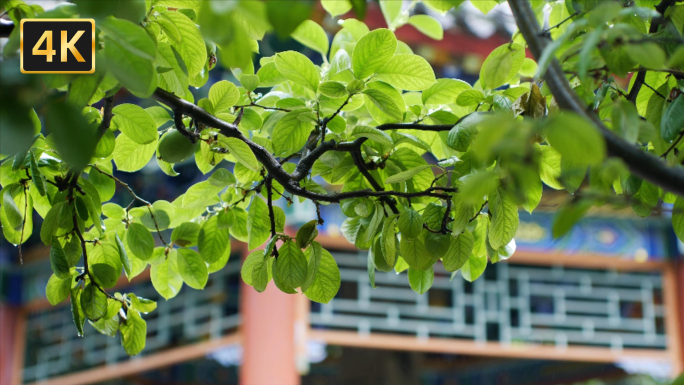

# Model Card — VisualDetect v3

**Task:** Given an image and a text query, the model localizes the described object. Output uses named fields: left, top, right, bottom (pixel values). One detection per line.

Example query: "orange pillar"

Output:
left=240, top=279, right=300, bottom=385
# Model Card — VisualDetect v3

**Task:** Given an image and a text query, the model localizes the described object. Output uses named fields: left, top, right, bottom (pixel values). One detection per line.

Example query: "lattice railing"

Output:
left=310, top=252, right=667, bottom=350
left=22, top=259, right=242, bottom=384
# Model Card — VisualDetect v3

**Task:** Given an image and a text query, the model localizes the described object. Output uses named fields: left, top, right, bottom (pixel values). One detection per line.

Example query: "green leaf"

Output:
left=198, top=215, right=231, bottom=263
left=29, top=151, right=47, bottom=196
left=275, top=240, right=308, bottom=289
left=182, top=181, right=222, bottom=208
left=272, top=108, right=315, bottom=157
left=275, top=51, right=320, bottom=92
left=352, top=28, right=397, bottom=79
left=71, top=288, right=85, bottom=336
left=100, top=18, right=156, bottom=97
left=115, top=233, right=132, bottom=278
left=661, top=95, right=684, bottom=143
left=322, top=0, right=352, bottom=17
left=350, top=125, right=394, bottom=150
left=543, top=112, right=606, bottom=166
left=91, top=263, right=119, bottom=288
left=46, top=101, right=97, bottom=170
left=113, top=133, right=157, bottom=172
left=151, top=253, right=184, bottom=300
left=479, top=43, right=525, bottom=90
left=251, top=253, right=272, bottom=293
left=240, top=74, right=260, bottom=92
left=673, top=197, right=684, bottom=243
left=460, top=255, right=486, bottom=282
left=303, top=244, right=341, bottom=303
left=41, top=205, right=65, bottom=246
left=408, top=266, right=434, bottom=294
left=367, top=250, right=376, bottom=288
left=2, top=187, right=23, bottom=231
left=247, top=197, right=271, bottom=250
left=319, top=81, right=348, bottom=99
left=175, top=248, right=208, bottom=289
left=209, top=80, right=240, bottom=114
left=46, top=274, right=71, bottom=305
left=398, top=208, right=424, bottom=239
left=140, top=201, right=173, bottom=231
left=362, top=89, right=403, bottom=121
left=112, top=104, right=158, bottom=145
left=399, top=234, right=435, bottom=270
left=161, top=10, right=207, bottom=78
left=50, top=238, right=71, bottom=279
left=456, top=89, right=485, bottom=107
left=125, top=223, right=154, bottom=261
left=266, top=0, right=312, bottom=39
left=89, top=166, right=116, bottom=202
left=296, top=220, right=319, bottom=249
left=443, top=230, right=474, bottom=271
left=155, top=42, right=189, bottom=96
left=376, top=215, right=396, bottom=267
left=408, top=15, right=443, bottom=40
left=380, top=0, right=403, bottom=28
left=552, top=200, right=592, bottom=238
left=241, top=250, right=273, bottom=287
left=422, top=78, right=471, bottom=105
left=89, top=299, right=121, bottom=337
left=612, top=99, right=640, bottom=144
left=129, top=293, right=157, bottom=313
left=375, top=54, right=436, bottom=91
left=385, top=165, right=433, bottom=184
left=292, top=20, right=329, bottom=57
left=488, top=189, right=519, bottom=250
left=221, top=137, right=259, bottom=172
left=625, top=42, right=666, bottom=70
left=256, top=62, right=287, bottom=87
left=74, top=0, right=146, bottom=23
left=120, top=309, right=146, bottom=356
left=171, top=222, right=201, bottom=247
left=539, top=145, right=563, bottom=189
left=81, top=282, right=107, bottom=321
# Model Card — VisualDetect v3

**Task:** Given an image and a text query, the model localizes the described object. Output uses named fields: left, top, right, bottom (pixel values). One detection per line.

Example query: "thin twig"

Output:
left=661, top=132, right=684, bottom=158
left=234, top=103, right=291, bottom=112
left=540, top=11, right=579, bottom=35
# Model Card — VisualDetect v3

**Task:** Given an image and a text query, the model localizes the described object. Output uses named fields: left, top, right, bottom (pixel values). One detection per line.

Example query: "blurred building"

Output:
left=1, top=2, right=683, bottom=385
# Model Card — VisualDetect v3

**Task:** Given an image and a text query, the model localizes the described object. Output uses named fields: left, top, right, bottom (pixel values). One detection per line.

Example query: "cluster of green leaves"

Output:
left=519, top=0, right=684, bottom=237
left=1, top=0, right=684, bottom=357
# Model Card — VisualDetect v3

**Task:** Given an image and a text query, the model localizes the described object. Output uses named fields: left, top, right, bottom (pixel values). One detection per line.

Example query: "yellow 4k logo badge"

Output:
left=20, top=19, right=95, bottom=74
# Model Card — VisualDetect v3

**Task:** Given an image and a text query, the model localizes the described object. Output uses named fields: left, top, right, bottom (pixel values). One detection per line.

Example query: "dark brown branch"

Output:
left=376, top=123, right=454, bottom=131
left=95, top=96, right=115, bottom=142
left=626, top=0, right=677, bottom=103
left=265, top=176, right=279, bottom=258
left=154, top=89, right=464, bottom=203
left=509, top=0, right=684, bottom=196
left=173, top=109, right=199, bottom=144
left=350, top=145, right=399, bottom=214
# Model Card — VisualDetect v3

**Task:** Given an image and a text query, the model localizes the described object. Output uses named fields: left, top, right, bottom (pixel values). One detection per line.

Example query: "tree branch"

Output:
left=95, top=96, right=115, bottom=142
left=265, top=176, right=279, bottom=258
left=626, top=0, right=677, bottom=103
left=509, top=0, right=684, bottom=196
